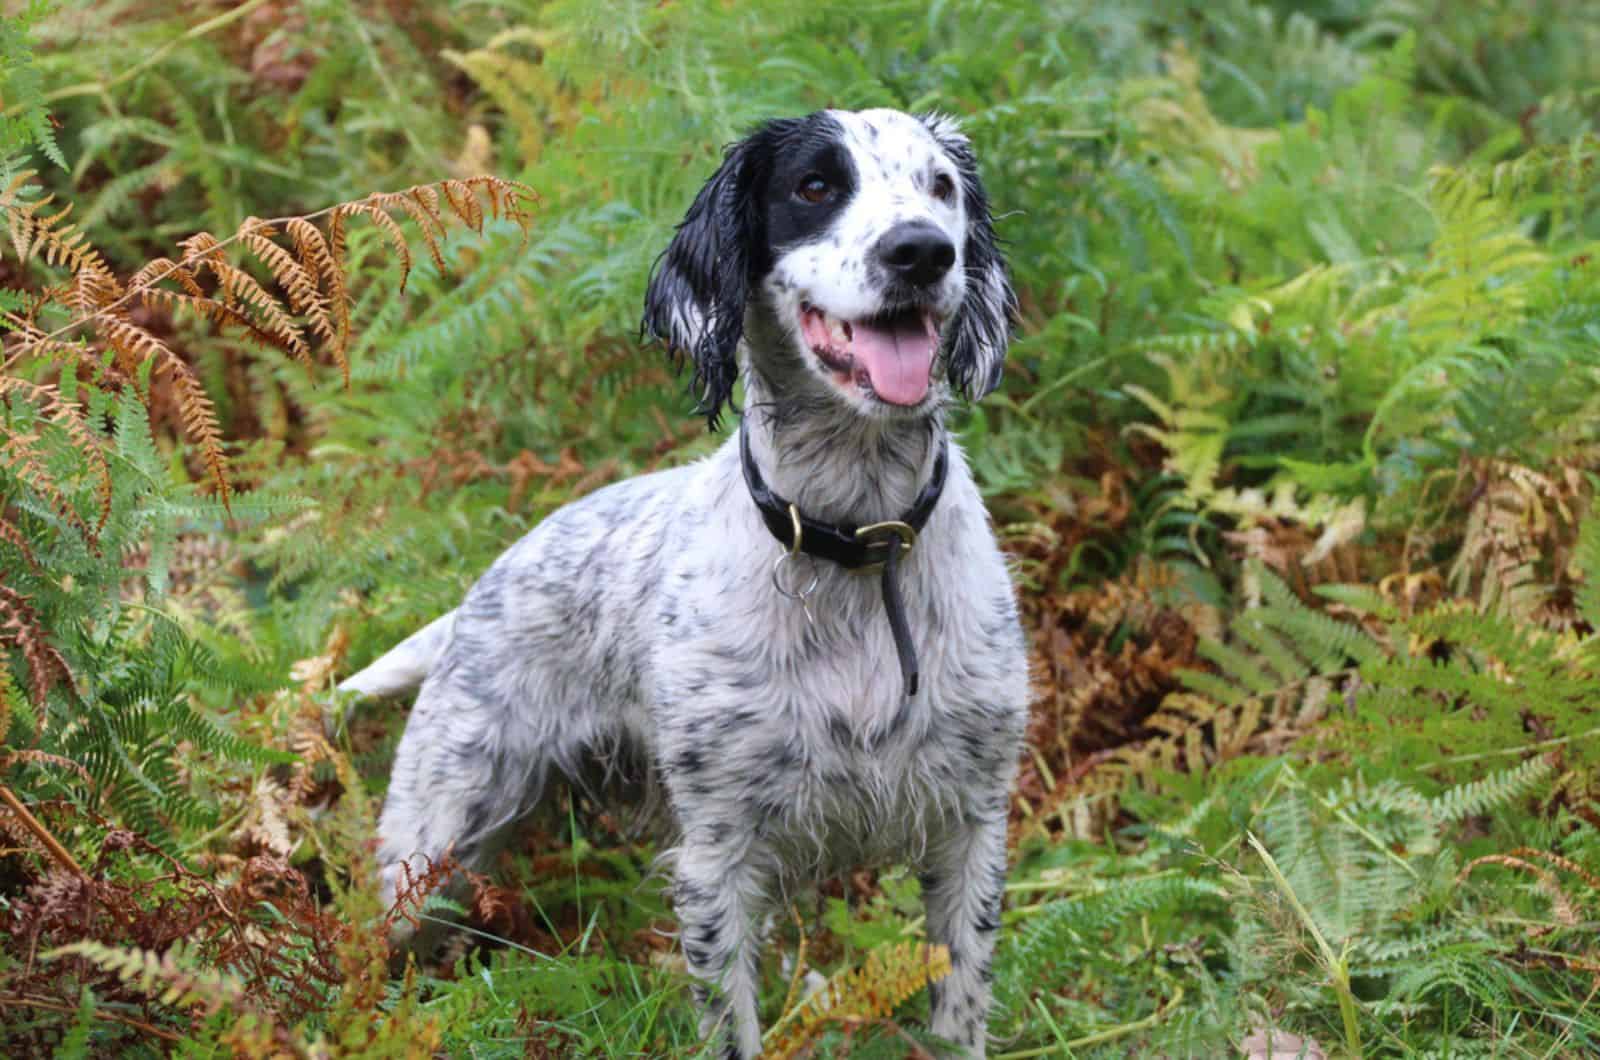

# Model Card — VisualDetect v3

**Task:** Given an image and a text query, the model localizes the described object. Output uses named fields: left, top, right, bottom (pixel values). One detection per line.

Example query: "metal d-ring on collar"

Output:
left=739, top=421, right=949, bottom=697
left=771, top=503, right=820, bottom=625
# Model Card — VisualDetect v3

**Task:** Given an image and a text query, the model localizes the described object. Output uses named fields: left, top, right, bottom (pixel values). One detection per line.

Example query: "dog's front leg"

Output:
left=921, top=805, right=1009, bottom=1058
left=673, top=835, right=770, bottom=1059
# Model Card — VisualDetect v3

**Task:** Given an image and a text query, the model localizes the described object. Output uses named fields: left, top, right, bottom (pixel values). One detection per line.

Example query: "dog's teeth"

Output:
left=829, top=315, right=850, bottom=346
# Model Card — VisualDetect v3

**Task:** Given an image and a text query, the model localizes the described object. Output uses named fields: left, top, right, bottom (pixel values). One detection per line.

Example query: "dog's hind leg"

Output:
left=374, top=669, right=547, bottom=938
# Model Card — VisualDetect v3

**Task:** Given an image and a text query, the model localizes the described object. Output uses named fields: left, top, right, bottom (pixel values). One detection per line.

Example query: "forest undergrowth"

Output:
left=3, top=1, right=1600, bottom=1056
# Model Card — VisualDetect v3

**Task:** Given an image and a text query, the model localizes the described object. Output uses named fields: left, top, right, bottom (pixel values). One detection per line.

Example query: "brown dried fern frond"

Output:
left=1506, top=846, right=1600, bottom=893
left=239, top=218, right=334, bottom=345
left=99, top=317, right=233, bottom=506
left=0, top=749, right=93, bottom=786
left=1, top=430, right=80, bottom=539
left=0, top=172, right=112, bottom=281
left=284, top=216, right=349, bottom=376
left=0, top=375, right=110, bottom=537
left=386, top=853, right=464, bottom=935
left=0, top=584, right=72, bottom=709
left=2, top=172, right=536, bottom=509
left=0, top=514, right=37, bottom=571
left=1459, top=853, right=1582, bottom=928
left=343, top=198, right=416, bottom=291
left=1450, top=457, right=1591, bottom=629
left=764, top=941, right=952, bottom=1059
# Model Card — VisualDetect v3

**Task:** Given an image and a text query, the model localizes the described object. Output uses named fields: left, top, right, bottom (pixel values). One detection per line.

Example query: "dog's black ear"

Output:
left=643, top=126, right=778, bottom=430
left=922, top=114, right=1016, bottom=402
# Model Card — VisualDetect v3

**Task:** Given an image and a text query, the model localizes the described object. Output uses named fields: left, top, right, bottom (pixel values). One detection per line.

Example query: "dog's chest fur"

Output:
left=645, top=436, right=1027, bottom=868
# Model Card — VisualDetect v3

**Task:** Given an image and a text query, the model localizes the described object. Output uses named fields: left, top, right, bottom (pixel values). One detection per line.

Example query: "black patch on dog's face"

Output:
left=643, top=112, right=853, bottom=429
left=761, top=122, right=857, bottom=264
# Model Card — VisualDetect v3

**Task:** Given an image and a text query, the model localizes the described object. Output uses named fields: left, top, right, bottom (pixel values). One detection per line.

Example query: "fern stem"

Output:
left=346, top=11, right=430, bottom=163
left=1248, top=833, right=1363, bottom=1058
left=0, top=993, right=180, bottom=1042
left=991, top=984, right=1185, bottom=1058
left=0, top=779, right=85, bottom=877
left=1313, top=790, right=1421, bottom=881
left=1420, top=724, right=1600, bottom=770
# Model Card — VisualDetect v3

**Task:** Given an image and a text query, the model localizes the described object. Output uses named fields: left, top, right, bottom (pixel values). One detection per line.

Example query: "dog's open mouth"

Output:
left=799, top=302, right=942, bottom=406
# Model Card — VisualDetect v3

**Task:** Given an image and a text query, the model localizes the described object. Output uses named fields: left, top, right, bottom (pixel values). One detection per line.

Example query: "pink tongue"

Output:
left=850, top=317, right=936, bottom=405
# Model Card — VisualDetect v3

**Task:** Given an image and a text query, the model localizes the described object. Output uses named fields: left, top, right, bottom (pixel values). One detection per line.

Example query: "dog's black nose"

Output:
left=875, top=222, right=956, bottom=288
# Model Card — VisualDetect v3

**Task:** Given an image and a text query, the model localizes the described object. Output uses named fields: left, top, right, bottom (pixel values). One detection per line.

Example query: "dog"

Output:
left=339, top=108, right=1029, bottom=1058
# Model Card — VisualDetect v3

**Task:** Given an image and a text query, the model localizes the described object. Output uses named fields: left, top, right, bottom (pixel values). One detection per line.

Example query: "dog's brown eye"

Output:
left=931, top=173, right=956, bottom=203
left=797, top=175, right=832, bottom=203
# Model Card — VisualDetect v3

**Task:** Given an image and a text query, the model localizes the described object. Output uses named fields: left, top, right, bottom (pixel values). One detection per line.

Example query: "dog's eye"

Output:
left=796, top=174, right=832, bottom=203
left=931, top=173, right=956, bottom=203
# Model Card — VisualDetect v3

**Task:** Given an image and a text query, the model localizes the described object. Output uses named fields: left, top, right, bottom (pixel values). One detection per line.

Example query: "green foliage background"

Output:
left=3, top=0, right=1600, bottom=1056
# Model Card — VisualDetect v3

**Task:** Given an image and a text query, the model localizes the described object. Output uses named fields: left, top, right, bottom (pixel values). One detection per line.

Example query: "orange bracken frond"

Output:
left=99, top=319, right=232, bottom=505
left=0, top=585, right=73, bottom=707
left=137, top=285, right=297, bottom=358
left=167, top=365, right=232, bottom=507
left=0, top=513, right=37, bottom=569
left=239, top=218, right=335, bottom=354
left=176, top=229, right=226, bottom=265
left=393, top=188, right=449, bottom=275
left=199, top=256, right=312, bottom=366
left=100, top=315, right=174, bottom=368
left=322, top=207, right=352, bottom=355
left=351, top=199, right=416, bottom=290
left=71, top=266, right=122, bottom=317
left=130, top=256, right=205, bottom=299
left=0, top=173, right=112, bottom=280
left=440, top=179, right=483, bottom=233
left=0, top=430, right=89, bottom=543
left=0, top=374, right=111, bottom=535
left=403, top=185, right=450, bottom=241
left=3, top=171, right=536, bottom=517
left=285, top=217, right=348, bottom=379
left=29, top=380, right=108, bottom=532
left=764, top=942, right=952, bottom=1059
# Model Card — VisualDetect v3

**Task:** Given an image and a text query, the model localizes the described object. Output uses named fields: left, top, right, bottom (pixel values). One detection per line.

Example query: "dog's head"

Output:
left=643, top=109, right=1015, bottom=428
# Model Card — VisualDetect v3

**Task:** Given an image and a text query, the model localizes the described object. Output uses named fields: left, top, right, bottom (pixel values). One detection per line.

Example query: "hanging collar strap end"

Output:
left=739, top=422, right=948, bottom=698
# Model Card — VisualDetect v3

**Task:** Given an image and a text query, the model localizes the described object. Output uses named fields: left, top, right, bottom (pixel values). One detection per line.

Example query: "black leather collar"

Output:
left=739, top=420, right=948, bottom=697
left=739, top=422, right=948, bottom=569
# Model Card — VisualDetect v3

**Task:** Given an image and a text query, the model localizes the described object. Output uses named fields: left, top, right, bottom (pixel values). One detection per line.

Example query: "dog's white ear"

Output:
left=921, top=113, right=1016, bottom=401
left=643, top=124, right=786, bottom=430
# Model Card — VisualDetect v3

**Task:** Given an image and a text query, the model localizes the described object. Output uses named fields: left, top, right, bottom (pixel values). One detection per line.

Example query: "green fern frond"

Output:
left=996, top=874, right=1226, bottom=1013
left=49, top=940, right=248, bottom=1010
left=52, top=986, right=98, bottom=1060
left=1575, top=502, right=1600, bottom=629
left=1178, top=564, right=1381, bottom=729
left=1428, top=756, right=1555, bottom=825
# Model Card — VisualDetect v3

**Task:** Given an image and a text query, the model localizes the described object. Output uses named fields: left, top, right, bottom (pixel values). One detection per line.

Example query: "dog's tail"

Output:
left=339, top=611, right=457, bottom=699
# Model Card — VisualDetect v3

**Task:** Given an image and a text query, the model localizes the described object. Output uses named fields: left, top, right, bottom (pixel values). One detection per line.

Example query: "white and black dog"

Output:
left=340, top=108, right=1029, bottom=1058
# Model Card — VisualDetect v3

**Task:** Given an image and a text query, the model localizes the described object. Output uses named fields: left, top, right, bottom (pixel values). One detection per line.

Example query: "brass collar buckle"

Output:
left=851, top=520, right=917, bottom=576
